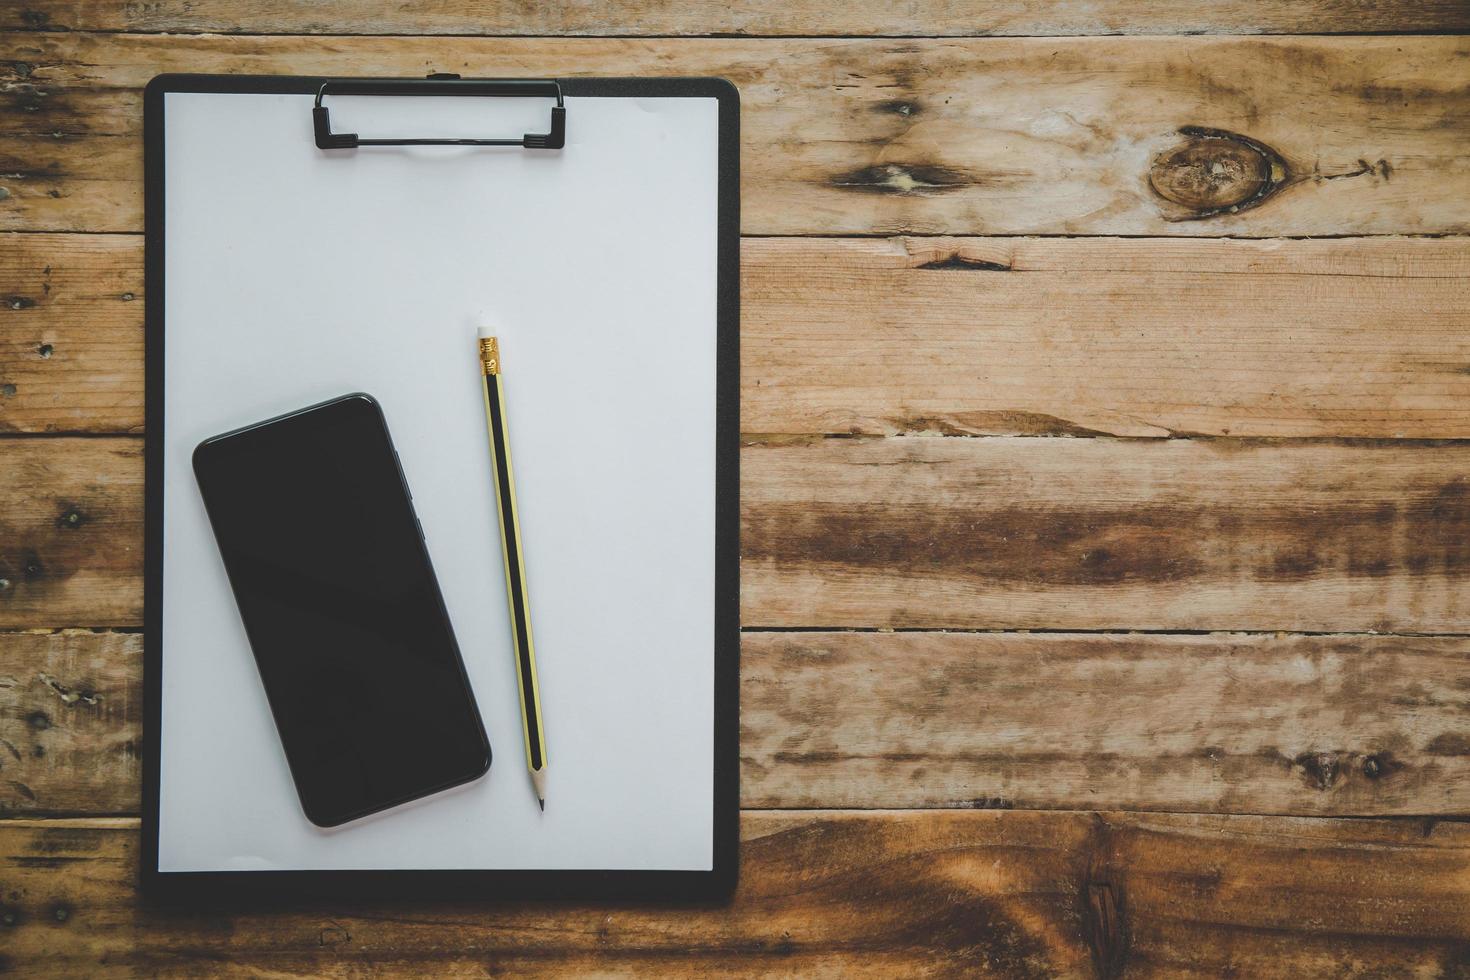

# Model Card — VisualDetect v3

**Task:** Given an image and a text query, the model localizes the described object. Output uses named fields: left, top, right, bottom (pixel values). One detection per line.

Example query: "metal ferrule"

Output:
left=479, top=336, right=500, bottom=376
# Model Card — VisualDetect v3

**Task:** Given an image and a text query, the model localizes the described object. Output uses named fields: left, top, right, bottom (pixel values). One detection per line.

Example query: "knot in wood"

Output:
left=1149, top=127, right=1288, bottom=218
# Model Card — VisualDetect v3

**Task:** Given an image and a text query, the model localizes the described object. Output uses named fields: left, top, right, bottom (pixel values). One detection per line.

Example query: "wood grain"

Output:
left=744, top=631, right=1470, bottom=814
left=12, top=436, right=1470, bottom=634
left=0, top=439, right=141, bottom=628
left=743, top=437, right=1470, bottom=632
left=2, top=813, right=1468, bottom=977
left=7, top=0, right=1469, bottom=37
left=8, top=234, right=1470, bottom=439
left=0, top=2, right=1464, bottom=974
left=0, top=630, right=139, bottom=815
left=6, top=628, right=1469, bottom=817
left=2, top=33, right=1467, bottom=235
left=745, top=236, right=1470, bottom=438
left=0, top=234, right=142, bottom=435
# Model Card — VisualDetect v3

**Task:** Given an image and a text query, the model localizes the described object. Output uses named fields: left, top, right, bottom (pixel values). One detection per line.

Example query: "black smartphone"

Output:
left=193, top=393, right=491, bottom=827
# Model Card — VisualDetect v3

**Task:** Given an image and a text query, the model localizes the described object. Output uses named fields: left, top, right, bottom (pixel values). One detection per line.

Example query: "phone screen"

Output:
left=193, top=394, right=491, bottom=827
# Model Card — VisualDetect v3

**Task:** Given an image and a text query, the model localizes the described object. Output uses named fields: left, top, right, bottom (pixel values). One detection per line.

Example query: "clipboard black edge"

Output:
left=140, top=74, right=741, bottom=906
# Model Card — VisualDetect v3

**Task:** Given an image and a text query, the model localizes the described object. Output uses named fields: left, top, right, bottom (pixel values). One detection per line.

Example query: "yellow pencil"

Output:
left=478, top=330, right=547, bottom=810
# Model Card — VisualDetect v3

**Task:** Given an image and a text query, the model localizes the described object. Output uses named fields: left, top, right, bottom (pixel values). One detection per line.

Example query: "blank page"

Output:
left=159, top=91, right=718, bottom=871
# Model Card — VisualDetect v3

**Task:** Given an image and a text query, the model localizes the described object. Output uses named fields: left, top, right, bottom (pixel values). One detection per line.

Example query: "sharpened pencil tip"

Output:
left=529, top=766, right=547, bottom=810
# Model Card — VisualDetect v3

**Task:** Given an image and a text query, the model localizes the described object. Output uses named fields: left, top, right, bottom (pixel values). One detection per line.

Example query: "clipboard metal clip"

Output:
left=313, top=76, right=566, bottom=150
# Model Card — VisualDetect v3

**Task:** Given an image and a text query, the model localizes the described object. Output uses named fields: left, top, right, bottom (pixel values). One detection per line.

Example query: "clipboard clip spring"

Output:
left=313, top=76, right=566, bottom=151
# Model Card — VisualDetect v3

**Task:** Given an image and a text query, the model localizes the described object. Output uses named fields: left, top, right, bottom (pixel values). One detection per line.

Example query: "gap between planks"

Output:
left=0, top=808, right=1462, bottom=823
left=5, top=0, right=1470, bottom=37
left=10, top=626, right=1470, bottom=639
left=9, top=229, right=1470, bottom=241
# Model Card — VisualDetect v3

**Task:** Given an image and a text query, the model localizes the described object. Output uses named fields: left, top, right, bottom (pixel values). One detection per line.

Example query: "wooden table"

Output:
left=3, top=2, right=1470, bottom=975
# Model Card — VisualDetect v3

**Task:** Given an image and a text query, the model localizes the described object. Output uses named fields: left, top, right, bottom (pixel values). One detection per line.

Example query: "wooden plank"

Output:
left=7, top=234, right=1470, bottom=439
left=745, top=236, right=1470, bottom=438
left=0, top=234, right=142, bottom=435
left=6, top=628, right=1469, bottom=817
left=744, top=631, right=1470, bottom=814
left=12, top=436, right=1470, bottom=633
left=0, top=439, right=141, bottom=628
left=2, top=33, right=1467, bottom=235
left=0, top=630, right=139, bottom=815
left=7, top=0, right=1469, bottom=37
left=743, top=437, right=1470, bottom=632
left=1, top=813, right=1467, bottom=977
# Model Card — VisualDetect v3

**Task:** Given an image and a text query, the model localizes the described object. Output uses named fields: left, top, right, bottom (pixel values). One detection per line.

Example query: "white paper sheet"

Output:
left=159, top=91, right=718, bottom=871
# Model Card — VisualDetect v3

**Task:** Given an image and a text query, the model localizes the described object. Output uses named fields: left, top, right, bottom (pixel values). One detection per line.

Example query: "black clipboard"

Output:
left=141, top=73, right=740, bottom=903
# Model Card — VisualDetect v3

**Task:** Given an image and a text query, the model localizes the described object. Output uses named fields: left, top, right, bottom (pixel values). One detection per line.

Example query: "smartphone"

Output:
left=193, top=393, right=491, bottom=827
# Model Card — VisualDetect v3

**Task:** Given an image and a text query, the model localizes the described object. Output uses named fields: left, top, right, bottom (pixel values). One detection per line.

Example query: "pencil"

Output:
left=478, top=330, right=548, bottom=810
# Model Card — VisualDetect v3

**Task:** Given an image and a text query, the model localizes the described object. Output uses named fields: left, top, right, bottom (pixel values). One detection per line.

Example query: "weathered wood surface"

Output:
left=13, top=437, right=1470, bottom=634
left=745, top=236, right=1470, bottom=438
left=2, top=6, right=1468, bottom=973
left=7, top=234, right=1470, bottom=439
left=2, top=813, right=1469, bottom=978
left=743, top=631, right=1470, bottom=814
left=10, top=436, right=1470, bottom=634
left=8, top=0, right=1470, bottom=37
left=3, top=33, right=1467, bottom=235
left=0, top=439, right=142, bottom=628
left=0, top=234, right=142, bottom=435
left=744, top=437, right=1470, bottom=632
left=0, top=630, right=138, bottom=815
left=6, top=628, right=1469, bottom=817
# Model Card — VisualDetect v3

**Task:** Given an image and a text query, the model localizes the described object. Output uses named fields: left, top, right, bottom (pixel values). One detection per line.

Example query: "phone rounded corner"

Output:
left=190, top=435, right=217, bottom=477
left=302, top=802, right=349, bottom=830
left=341, top=391, right=382, bottom=412
left=334, top=391, right=389, bottom=430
